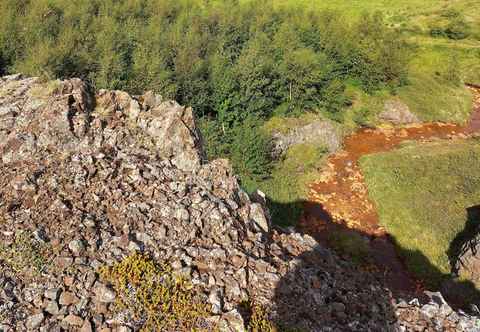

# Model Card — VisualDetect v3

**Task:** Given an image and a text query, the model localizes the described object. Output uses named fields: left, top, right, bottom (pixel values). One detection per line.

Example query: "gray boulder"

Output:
left=271, top=120, right=342, bottom=158
left=380, top=99, right=419, bottom=125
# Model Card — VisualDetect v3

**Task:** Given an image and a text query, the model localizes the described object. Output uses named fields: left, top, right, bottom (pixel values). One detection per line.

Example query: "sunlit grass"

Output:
left=360, top=139, right=480, bottom=287
left=249, top=143, right=328, bottom=226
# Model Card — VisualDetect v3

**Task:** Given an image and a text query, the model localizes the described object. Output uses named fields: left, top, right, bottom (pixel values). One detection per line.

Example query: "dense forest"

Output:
left=0, top=0, right=409, bottom=187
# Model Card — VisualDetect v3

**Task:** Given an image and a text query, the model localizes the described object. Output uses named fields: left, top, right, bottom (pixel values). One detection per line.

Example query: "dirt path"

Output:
left=299, top=85, right=480, bottom=295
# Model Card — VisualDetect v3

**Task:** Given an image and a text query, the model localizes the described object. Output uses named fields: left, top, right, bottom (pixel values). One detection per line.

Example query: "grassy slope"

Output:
left=250, top=142, right=328, bottom=227
left=360, top=139, right=480, bottom=286
left=248, top=1, right=479, bottom=227
left=276, top=0, right=480, bottom=125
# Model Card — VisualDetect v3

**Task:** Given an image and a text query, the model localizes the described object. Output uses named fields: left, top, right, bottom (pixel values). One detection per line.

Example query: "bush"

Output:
left=445, top=19, right=470, bottom=40
left=353, top=107, right=375, bottom=127
left=430, top=11, right=471, bottom=41
left=0, top=231, right=52, bottom=278
left=230, top=116, right=273, bottom=188
left=99, top=252, right=209, bottom=331
left=0, top=0, right=408, bottom=121
left=247, top=303, right=276, bottom=332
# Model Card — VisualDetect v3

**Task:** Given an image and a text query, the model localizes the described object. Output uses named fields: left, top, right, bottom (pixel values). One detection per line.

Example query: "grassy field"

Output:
left=360, top=139, right=480, bottom=287
left=272, top=0, right=480, bottom=126
left=252, top=0, right=480, bottom=227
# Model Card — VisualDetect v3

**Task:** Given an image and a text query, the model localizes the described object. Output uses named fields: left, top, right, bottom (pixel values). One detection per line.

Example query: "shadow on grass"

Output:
left=267, top=198, right=480, bottom=318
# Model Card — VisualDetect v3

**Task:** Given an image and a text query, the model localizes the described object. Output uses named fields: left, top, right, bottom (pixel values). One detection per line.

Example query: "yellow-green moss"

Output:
left=247, top=303, right=277, bottom=332
left=0, top=231, right=51, bottom=278
left=99, top=252, right=210, bottom=331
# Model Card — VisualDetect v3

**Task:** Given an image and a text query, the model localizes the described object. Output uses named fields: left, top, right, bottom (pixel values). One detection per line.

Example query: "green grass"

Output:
left=360, top=139, right=480, bottom=287
left=272, top=0, right=480, bottom=124
left=248, top=143, right=328, bottom=227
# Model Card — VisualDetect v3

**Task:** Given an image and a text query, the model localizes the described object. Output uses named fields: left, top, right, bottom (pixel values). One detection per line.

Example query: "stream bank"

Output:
left=299, top=85, right=480, bottom=300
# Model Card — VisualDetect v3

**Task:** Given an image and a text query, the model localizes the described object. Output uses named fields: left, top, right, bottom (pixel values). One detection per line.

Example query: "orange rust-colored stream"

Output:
left=299, top=85, right=480, bottom=294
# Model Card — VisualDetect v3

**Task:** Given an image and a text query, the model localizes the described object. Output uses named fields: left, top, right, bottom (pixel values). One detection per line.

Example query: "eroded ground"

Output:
left=300, top=85, right=480, bottom=295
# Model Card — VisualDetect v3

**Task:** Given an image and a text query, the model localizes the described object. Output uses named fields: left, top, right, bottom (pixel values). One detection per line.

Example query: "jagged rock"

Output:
left=80, top=319, right=93, bottom=332
left=44, top=288, right=61, bottom=301
left=0, top=74, right=204, bottom=172
left=218, top=309, right=245, bottom=332
left=250, top=203, right=270, bottom=233
left=1, top=75, right=479, bottom=332
left=26, top=313, right=44, bottom=330
left=45, top=301, right=60, bottom=316
left=68, top=239, right=86, bottom=256
left=380, top=99, right=419, bottom=125
left=59, top=292, right=79, bottom=306
left=63, top=314, right=84, bottom=326
left=395, top=291, right=480, bottom=331
left=141, top=100, right=205, bottom=172
left=450, top=207, right=480, bottom=289
left=95, top=284, right=116, bottom=304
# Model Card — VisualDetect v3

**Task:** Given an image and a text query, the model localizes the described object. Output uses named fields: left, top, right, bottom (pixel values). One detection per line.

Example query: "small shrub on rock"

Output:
left=247, top=303, right=276, bottom=332
left=99, top=252, right=209, bottom=331
left=0, top=231, right=51, bottom=279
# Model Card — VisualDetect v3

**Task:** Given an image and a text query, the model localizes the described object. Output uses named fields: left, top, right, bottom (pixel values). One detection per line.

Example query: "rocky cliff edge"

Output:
left=0, top=74, right=479, bottom=331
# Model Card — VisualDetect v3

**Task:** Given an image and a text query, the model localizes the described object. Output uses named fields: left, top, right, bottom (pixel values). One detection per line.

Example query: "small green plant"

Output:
left=244, top=302, right=307, bottom=332
left=353, top=107, right=374, bottom=127
left=0, top=231, right=51, bottom=278
left=328, top=231, right=372, bottom=265
left=247, top=303, right=276, bottom=332
left=99, top=252, right=210, bottom=332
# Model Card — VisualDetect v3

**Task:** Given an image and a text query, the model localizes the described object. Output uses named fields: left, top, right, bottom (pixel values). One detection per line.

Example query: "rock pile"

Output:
left=0, top=75, right=479, bottom=331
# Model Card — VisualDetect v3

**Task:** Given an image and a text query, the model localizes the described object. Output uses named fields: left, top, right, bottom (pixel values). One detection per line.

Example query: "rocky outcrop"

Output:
left=446, top=206, right=480, bottom=299
left=380, top=99, right=419, bottom=125
left=271, top=120, right=342, bottom=157
left=453, top=235, right=480, bottom=287
left=0, top=75, right=479, bottom=331
left=395, top=292, right=480, bottom=331
left=0, top=74, right=204, bottom=171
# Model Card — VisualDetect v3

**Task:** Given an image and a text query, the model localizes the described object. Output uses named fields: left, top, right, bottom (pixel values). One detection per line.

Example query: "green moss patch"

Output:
left=360, top=139, right=480, bottom=287
left=0, top=231, right=51, bottom=279
left=99, top=253, right=210, bottom=331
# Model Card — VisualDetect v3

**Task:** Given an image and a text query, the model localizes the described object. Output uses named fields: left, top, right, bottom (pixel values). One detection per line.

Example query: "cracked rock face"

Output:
left=0, top=74, right=204, bottom=172
left=0, top=75, right=479, bottom=332
left=380, top=99, right=419, bottom=125
left=271, top=120, right=342, bottom=158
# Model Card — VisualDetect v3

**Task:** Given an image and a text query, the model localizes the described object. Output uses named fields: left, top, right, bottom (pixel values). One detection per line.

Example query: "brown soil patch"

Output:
left=299, top=85, right=480, bottom=295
